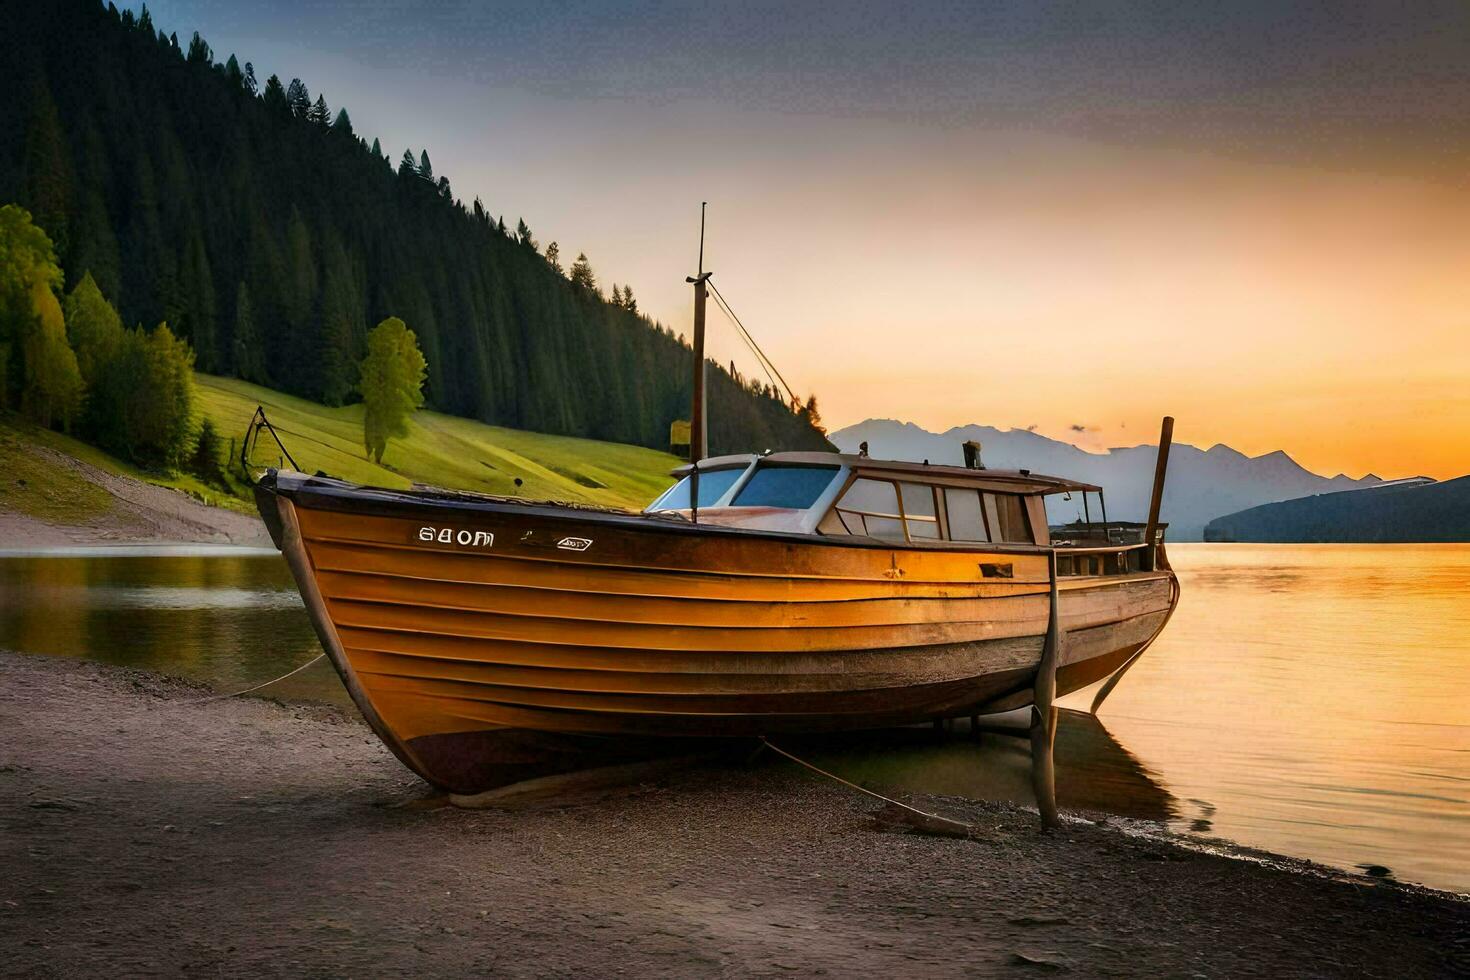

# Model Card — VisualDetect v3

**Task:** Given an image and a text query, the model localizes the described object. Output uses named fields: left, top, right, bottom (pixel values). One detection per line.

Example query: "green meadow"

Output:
left=1, top=374, right=683, bottom=530
left=199, top=374, right=681, bottom=510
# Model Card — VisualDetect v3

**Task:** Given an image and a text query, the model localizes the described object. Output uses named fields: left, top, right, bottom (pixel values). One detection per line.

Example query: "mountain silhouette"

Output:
left=1204, top=477, right=1465, bottom=542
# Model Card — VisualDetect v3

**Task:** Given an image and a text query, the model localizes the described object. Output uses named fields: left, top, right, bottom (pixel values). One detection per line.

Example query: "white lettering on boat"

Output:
left=417, top=526, right=494, bottom=548
left=557, top=537, right=593, bottom=551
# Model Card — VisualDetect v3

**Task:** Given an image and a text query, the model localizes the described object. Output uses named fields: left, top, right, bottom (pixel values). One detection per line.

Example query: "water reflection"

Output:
left=789, top=710, right=1176, bottom=822
left=0, top=549, right=340, bottom=704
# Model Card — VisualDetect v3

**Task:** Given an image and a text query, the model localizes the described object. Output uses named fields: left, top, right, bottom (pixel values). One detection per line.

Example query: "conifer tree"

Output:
left=399, top=149, right=416, bottom=177
left=800, top=394, right=825, bottom=435
left=331, top=108, right=353, bottom=136
left=262, top=74, right=287, bottom=113
left=181, top=230, right=216, bottom=369
left=418, top=150, right=433, bottom=182
left=515, top=219, right=537, bottom=251
left=186, top=32, right=210, bottom=65
left=569, top=253, right=596, bottom=292
left=544, top=241, right=562, bottom=276
left=189, top=417, right=226, bottom=486
left=232, top=281, right=265, bottom=384
left=317, top=240, right=360, bottom=405
left=63, top=271, right=123, bottom=386
left=285, top=78, right=310, bottom=118
left=621, top=285, right=637, bottom=314
left=22, top=75, right=73, bottom=259
left=309, top=94, right=330, bottom=127
left=243, top=62, right=258, bottom=96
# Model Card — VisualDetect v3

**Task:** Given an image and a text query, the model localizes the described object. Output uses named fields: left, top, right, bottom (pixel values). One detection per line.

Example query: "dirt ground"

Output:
left=1, top=650, right=1465, bottom=978
left=0, top=440, right=270, bottom=549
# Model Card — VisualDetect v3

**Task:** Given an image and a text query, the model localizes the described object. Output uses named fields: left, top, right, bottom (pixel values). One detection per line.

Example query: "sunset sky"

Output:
left=139, top=1, right=1470, bottom=479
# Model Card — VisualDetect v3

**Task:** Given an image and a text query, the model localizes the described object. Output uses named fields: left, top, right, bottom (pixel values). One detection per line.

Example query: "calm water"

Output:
left=1, top=543, right=1466, bottom=892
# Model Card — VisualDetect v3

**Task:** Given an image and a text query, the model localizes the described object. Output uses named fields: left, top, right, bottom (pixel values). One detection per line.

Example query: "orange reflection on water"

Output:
left=1091, top=543, right=1470, bottom=892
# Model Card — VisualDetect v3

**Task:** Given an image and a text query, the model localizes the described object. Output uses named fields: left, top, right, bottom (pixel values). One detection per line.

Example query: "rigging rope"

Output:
left=708, top=287, right=783, bottom=399
left=760, top=738, right=980, bottom=836
left=708, top=281, right=801, bottom=407
left=169, top=653, right=327, bottom=707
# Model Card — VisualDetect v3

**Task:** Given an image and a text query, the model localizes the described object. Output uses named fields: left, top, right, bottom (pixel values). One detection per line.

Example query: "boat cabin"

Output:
left=646, top=451, right=1160, bottom=575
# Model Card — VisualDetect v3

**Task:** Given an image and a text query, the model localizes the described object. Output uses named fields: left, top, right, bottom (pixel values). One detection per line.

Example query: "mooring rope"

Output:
left=760, top=737, right=979, bottom=835
left=171, top=653, right=327, bottom=706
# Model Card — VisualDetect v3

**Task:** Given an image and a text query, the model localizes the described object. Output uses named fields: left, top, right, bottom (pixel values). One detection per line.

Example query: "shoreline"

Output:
left=1, top=650, right=1464, bottom=977
left=1, top=429, right=272, bottom=550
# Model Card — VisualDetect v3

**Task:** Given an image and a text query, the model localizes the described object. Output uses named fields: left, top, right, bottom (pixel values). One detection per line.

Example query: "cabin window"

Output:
left=944, top=488, right=990, bottom=542
left=899, top=483, right=941, bottom=540
left=732, top=465, right=840, bottom=510
left=830, top=478, right=905, bottom=539
left=986, top=492, right=1031, bottom=542
left=647, top=467, right=744, bottom=511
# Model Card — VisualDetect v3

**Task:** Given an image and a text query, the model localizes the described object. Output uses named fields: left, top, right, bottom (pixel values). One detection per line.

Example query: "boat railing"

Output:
left=1052, top=540, right=1159, bottom=577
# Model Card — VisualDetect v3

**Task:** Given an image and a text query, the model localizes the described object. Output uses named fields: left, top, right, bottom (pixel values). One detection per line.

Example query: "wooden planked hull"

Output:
left=261, top=477, right=1178, bottom=792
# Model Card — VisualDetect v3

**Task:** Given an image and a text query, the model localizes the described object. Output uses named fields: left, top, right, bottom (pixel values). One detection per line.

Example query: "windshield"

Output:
left=647, top=467, right=746, bottom=511
left=731, top=465, right=840, bottom=510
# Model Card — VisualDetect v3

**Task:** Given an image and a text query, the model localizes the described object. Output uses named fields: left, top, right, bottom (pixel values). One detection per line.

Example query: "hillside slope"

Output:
left=1, top=374, right=683, bottom=545
left=830, top=419, right=1381, bottom=540
left=0, top=0, right=828, bottom=456
left=197, top=374, right=680, bottom=510
left=1204, top=477, right=1470, bottom=542
left=0, top=415, right=268, bottom=547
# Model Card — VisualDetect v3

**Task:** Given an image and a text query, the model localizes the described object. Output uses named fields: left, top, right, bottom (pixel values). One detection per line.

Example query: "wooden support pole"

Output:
left=1030, top=549, right=1062, bottom=829
left=688, top=274, right=709, bottom=463
left=1092, top=414, right=1176, bottom=714
left=1141, top=415, right=1174, bottom=571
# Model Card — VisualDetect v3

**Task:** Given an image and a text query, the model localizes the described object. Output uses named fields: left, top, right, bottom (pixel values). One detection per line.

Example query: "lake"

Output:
left=1, top=542, right=1465, bottom=893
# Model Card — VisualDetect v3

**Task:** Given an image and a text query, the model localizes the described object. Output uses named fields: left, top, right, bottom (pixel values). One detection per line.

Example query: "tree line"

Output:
left=0, top=0, right=830, bottom=457
left=1, top=204, right=205, bottom=473
left=2, top=202, right=432, bottom=481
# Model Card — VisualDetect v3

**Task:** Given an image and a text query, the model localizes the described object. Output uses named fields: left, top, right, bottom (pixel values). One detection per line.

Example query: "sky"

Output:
left=136, top=1, right=1470, bottom=479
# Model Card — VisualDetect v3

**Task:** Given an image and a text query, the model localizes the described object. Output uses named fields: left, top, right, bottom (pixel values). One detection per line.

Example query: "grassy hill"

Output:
left=197, top=374, right=682, bottom=510
left=0, top=374, right=683, bottom=533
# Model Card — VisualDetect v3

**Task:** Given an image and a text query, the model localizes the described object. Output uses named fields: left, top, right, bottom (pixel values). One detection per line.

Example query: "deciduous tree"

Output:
left=358, top=316, right=426, bottom=463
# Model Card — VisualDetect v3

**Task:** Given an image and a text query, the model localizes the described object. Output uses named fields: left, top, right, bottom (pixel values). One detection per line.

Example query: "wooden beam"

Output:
left=1141, top=416, right=1175, bottom=570
left=689, top=274, right=709, bottom=463
left=1030, top=549, right=1062, bottom=829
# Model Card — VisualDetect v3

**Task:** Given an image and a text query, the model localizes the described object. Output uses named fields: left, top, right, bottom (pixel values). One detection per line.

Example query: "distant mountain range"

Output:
left=1204, top=477, right=1466, bottom=542
left=828, top=419, right=1383, bottom=541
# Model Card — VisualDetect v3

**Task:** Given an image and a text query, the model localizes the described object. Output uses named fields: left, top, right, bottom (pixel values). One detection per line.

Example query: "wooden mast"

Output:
left=686, top=203, right=711, bottom=464
left=1142, top=415, right=1175, bottom=570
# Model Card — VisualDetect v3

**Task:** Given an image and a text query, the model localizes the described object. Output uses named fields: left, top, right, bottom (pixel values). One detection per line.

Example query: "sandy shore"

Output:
left=0, top=439, right=271, bottom=549
left=1, top=651, right=1464, bottom=978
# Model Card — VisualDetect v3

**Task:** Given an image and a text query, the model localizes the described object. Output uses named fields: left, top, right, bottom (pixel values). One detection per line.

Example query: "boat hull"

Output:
left=262, top=477, right=1177, bottom=793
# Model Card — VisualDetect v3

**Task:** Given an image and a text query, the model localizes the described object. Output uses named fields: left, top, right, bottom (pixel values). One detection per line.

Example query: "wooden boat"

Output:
left=253, top=445, right=1178, bottom=793
left=252, top=218, right=1179, bottom=796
